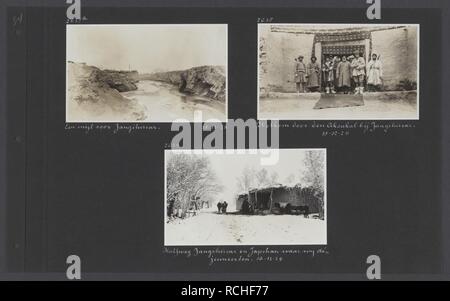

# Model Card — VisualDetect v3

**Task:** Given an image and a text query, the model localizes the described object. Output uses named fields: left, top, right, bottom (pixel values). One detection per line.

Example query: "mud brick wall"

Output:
left=259, top=28, right=315, bottom=94
left=260, top=26, right=418, bottom=93
left=371, top=26, right=418, bottom=90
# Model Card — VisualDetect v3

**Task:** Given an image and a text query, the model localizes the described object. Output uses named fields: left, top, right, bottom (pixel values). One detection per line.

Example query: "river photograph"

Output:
left=66, top=24, right=227, bottom=122
left=122, top=75, right=226, bottom=122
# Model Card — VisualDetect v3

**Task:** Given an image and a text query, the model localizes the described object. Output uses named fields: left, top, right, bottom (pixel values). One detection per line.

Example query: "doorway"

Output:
left=321, top=45, right=366, bottom=60
left=320, top=44, right=366, bottom=92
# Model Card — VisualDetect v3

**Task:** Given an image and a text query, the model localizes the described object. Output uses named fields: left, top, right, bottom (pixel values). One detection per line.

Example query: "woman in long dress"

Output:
left=306, top=56, right=321, bottom=92
left=367, top=53, right=383, bottom=91
left=332, top=56, right=341, bottom=92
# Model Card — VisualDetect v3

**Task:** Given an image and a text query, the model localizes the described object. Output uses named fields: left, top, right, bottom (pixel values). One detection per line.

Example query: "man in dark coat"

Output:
left=294, top=55, right=307, bottom=94
left=222, top=201, right=228, bottom=214
left=336, top=55, right=352, bottom=94
left=217, top=202, right=222, bottom=214
left=306, top=56, right=321, bottom=92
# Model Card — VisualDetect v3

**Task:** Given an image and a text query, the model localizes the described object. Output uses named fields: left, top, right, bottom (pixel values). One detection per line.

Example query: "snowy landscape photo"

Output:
left=165, top=149, right=327, bottom=246
left=258, top=24, right=419, bottom=120
left=66, top=24, right=227, bottom=122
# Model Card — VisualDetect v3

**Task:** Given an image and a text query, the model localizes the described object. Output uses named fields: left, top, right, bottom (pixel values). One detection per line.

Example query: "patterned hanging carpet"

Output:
left=314, top=93, right=364, bottom=109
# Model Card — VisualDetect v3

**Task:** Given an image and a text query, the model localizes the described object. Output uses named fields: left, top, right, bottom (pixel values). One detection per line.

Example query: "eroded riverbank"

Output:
left=122, top=80, right=226, bottom=122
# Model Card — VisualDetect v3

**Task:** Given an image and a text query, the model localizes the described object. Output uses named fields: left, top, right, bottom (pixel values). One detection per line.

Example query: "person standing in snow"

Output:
left=222, top=201, right=228, bottom=214
left=217, top=201, right=222, bottom=214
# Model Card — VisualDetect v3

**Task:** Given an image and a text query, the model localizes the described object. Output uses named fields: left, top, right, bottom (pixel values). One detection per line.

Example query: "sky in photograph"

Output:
left=67, top=24, right=227, bottom=73
left=209, top=150, right=306, bottom=198
left=168, top=149, right=326, bottom=205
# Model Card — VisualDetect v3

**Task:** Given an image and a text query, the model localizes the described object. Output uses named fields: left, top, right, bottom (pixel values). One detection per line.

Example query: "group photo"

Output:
left=258, top=24, right=419, bottom=120
left=294, top=51, right=383, bottom=95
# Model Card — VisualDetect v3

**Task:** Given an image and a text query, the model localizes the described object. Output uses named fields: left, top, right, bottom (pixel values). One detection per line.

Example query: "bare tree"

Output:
left=284, top=173, right=297, bottom=186
left=238, top=168, right=279, bottom=191
left=255, top=168, right=269, bottom=188
left=236, top=165, right=256, bottom=192
left=302, top=150, right=325, bottom=218
left=302, top=151, right=325, bottom=192
left=167, top=153, right=222, bottom=218
left=269, top=171, right=279, bottom=185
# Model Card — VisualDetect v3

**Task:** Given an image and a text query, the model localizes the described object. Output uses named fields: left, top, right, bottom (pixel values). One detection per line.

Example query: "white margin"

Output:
left=257, top=23, right=420, bottom=121
left=163, top=148, right=328, bottom=246
left=65, top=24, right=228, bottom=123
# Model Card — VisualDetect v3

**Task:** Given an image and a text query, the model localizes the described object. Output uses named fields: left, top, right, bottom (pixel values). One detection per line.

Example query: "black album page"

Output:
left=0, top=0, right=449, bottom=282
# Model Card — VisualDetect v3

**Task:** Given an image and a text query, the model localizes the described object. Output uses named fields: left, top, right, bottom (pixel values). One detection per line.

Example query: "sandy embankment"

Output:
left=141, top=65, right=227, bottom=103
left=67, top=62, right=147, bottom=122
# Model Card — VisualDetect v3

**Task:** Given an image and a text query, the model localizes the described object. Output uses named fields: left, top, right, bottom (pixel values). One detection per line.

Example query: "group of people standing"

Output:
left=217, top=201, right=228, bottom=214
left=294, top=51, right=383, bottom=95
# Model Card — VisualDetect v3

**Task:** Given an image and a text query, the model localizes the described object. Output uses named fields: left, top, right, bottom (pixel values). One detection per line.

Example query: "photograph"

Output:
left=164, top=149, right=327, bottom=246
left=66, top=24, right=227, bottom=122
left=258, top=24, right=419, bottom=120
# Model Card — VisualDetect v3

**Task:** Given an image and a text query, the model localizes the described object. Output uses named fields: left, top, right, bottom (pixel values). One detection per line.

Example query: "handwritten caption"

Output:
left=64, top=121, right=415, bottom=136
left=163, top=246, right=329, bottom=266
left=275, top=121, right=416, bottom=136
left=65, top=123, right=160, bottom=134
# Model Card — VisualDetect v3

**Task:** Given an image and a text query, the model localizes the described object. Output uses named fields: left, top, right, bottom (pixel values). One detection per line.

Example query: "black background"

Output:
left=3, top=2, right=445, bottom=280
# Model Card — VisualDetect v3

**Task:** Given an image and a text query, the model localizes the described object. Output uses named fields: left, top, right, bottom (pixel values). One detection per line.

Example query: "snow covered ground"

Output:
left=165, top=210, right=327, bottom=246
